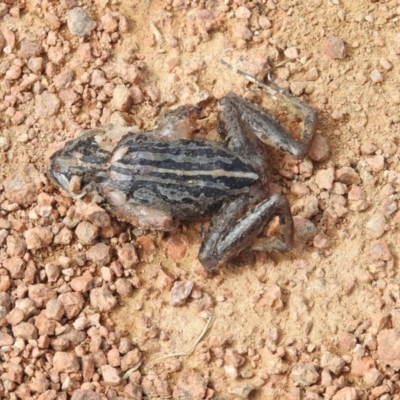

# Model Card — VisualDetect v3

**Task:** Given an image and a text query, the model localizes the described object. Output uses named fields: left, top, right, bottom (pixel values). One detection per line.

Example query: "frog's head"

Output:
left=48, top=130, right=110, bottom=198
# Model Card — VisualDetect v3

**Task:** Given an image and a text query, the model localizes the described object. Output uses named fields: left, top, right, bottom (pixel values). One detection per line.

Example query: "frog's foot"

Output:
left=198, top=193, right=293, bottom=272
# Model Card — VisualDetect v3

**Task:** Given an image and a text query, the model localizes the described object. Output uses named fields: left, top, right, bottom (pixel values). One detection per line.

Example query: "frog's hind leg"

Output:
left=220, top=61, right=318, bottom=159
left=198, top=192, right=293, bottom=272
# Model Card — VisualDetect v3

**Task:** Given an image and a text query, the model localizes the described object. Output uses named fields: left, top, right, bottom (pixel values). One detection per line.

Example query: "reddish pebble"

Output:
left=28, top=284, right=56, bottom=308
left=365, top=155, right=384, bottom=173
left=162, top=233, right=189, bottom=261
left=45, top=299, right=65, bottom=321
left=90, top=69, right=107, bottom=88
left=53, top=351, right=80, bottom=372
left=335, top=167, right=360, bottom=185
left=24, top=227, right=53, bottom=250
left=8, top=363, right=24, bottom=384
left=322, top=35, right=346, bottom=59
left=313, top=232, right=330, bottom=249
left=315, top=168, right=334, bottom=190
left=332, top=387, right=357, bottom=400
left=19, top=40, right=42, bottom=58
left=347, top=185, right=366, bottom=201
left=54, top=227, right=74, bottom=245
left=235, top=6, right=251, bottom=19
left=363, top=368, right=384, bottom=388
left=136, top=236, right=156, bottom=262
left=115, top=278, right=133, bottom=297
left=368, top=239, right=392, bottom=261
left=58, top=292, right=85, bottom=319
left=75, top=221, right=99, bottom=245
left=101, top=13, right=118, bottom=33
left=3, top=256, right=25, bottom=279
left=45, top=263, right=61, bottom=282
left=5, top=65, right=22, bottom=80
left=90, top=286, right=117, bottom=312
left=360, top=143, right=377, bottom=155
left=12, top=322, right=38, bottom=339
left=86, top=243, right=112, bottom=266
left=112, top=85, right=132, bottom=112
left=299, top=159, right=313, bottom=178
left=321, top=351, right=345, bottom=375
left=259, top=284, right=283, bottom=310
left=3, top=165, right=41, bottom=206
left=117, top=243, right=139, bottom=269
left=7, top=308, right=25, bottom=326
left=47, top=46, right=64, bottom=65
left=6, top=235, right=26, bottom=257
left=61, top=0, right=78, bottom=9
left=377, top=329, right=400, bottom=368
left=173, top=368, right=208, bottom=400
left=308, top=135, right=329, bottom=162
left=82, top=202, right=111, bottom=228
left=365, top=213, right=387, bottom=238
left=35, top=91, right=61, bottom=117
left=107, top=348, right=121, bottom=367
left=290, top=182, right=310, bottom=196
left=170, top=281, right=194, bottom=306
left=380, top=197, right=397, bottom=216
left=101, top=365, right=121, bottom=386
left=293, top=216, right=316, bottom=250
left=121, top=348, right=141, bottom=371
left=303, top=196, right=319, bottom=218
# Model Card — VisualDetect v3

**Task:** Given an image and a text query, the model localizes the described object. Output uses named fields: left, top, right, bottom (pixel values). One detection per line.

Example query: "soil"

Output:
left=1, top=0, right=400, bottom=399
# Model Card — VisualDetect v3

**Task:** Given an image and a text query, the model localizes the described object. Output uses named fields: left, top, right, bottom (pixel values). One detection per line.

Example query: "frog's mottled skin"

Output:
left=49, top=85, right=317, bottom=272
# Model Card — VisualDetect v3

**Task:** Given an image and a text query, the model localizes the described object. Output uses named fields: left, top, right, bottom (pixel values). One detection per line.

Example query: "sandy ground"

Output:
left=1, top=0, right=400, bottom=399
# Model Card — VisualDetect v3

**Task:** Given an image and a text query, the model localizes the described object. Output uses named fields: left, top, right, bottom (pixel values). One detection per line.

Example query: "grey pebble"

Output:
left=67, top=7, right=96, bottom=37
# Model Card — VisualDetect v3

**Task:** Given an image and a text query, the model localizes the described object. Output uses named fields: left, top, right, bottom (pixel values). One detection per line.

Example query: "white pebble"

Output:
left=0, top=136, right=10, bottom=151
left=370, top=69, right=383, bottom=83
left=379, top=58, right=393, bottom=71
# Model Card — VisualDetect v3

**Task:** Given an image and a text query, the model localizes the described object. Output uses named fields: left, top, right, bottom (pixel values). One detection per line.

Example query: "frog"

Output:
left=48, top=69, right=317, bottom=272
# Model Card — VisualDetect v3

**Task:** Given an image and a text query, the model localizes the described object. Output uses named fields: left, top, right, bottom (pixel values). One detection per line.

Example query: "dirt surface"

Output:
left=1, top=0, right=400, bottom=399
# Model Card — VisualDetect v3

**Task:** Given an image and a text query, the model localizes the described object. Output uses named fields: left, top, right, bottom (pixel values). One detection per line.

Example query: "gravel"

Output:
left=0, top=0, right=399, bottom=398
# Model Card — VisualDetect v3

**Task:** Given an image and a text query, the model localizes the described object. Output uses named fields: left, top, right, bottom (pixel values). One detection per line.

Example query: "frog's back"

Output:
left=106, top=138, right=259, bottom=219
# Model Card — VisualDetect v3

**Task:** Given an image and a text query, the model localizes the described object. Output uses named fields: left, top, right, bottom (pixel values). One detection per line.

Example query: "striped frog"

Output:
left=48, top=75, right=317, bottom=272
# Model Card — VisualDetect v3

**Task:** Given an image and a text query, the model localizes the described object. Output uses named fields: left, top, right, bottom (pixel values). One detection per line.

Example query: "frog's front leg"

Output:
left=199, top=191, right=293, bottom=272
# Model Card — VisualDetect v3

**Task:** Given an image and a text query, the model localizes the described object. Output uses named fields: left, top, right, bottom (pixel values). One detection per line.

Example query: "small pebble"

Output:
left=313, top=232, right=330, bottom=249
left=315, top=168, right=335, bottom=190
left=368, top=239, right=392, bottom=261
left=170, top=281, right=194, bottom=306
left=309, top=135, right=329, bottom=162
left=322, top=35, right=346, bottom=59
left=379, top=58, right=392, bottom=71
left=235, top=6, right=251, bottom=19
left=365, top=155, right=384, bottom=173
left=0, top=136, right=10, bottom=151
left=366, top=213, right=387, bottom=238
left=370, top=69, right=383, bottom=83
left=284, top=46, right=299, bottom=59
left=291, top=363, right=319, bottom=386
left=305, top=67, right=319, bottom=81
left=67, top=7, right=96, bottom=37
